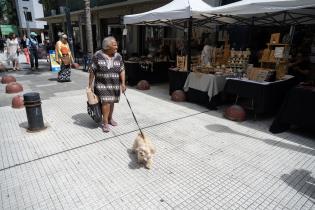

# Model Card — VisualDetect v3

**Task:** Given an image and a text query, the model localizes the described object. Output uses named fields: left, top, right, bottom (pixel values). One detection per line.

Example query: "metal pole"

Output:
left=187, top=17, right=192, bottom=72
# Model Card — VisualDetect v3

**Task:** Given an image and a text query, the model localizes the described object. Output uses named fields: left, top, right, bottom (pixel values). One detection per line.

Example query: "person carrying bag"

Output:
left=56, top=34, right=73, bottom=82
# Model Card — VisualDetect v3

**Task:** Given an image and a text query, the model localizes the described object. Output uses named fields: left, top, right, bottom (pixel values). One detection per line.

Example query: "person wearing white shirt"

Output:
left=6, top=33, right=20, bottom=70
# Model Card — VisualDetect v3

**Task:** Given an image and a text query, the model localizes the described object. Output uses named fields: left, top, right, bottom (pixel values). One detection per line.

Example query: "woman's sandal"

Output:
left=109, top=119, right=118, bottom=126
left=102, top=124, right=110, bottom=133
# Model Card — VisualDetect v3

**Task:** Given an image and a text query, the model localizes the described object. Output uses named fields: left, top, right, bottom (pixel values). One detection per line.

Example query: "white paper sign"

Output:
left=274, top=47, right=284, bottom=58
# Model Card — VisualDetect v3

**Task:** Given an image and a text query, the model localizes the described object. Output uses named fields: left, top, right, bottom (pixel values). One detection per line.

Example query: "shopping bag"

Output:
left=87, top=102, right=102, bottom=123
left=86, top=87, right=98, bottom=104
left=86, top=87, right=102, bottom=123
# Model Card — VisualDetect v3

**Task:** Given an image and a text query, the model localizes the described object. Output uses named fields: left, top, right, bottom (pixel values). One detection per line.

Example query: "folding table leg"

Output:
left=235, top=95, right=239, bottom=104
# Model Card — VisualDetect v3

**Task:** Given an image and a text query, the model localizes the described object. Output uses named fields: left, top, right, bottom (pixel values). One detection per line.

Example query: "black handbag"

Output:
left=87, top=102, right=102, bottom=123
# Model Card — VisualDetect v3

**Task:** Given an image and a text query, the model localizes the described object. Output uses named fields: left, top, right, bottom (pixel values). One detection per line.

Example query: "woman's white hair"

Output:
left=102, top=36, right=116, bottom=50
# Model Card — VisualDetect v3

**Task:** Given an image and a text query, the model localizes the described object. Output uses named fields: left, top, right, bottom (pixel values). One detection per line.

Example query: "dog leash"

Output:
left=123, top=92, right=144, bottom=137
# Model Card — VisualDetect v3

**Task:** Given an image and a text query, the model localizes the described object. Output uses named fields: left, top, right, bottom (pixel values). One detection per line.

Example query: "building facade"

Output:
left=15, top=0, right=47, bottom=40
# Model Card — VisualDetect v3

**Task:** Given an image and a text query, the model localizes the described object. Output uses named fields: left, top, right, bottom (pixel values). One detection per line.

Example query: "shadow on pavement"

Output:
left=127, top=148, right=141, bottom=170
left=281, top=169, right=315, bottom=200
left=48, top=78, right=58, bottom=81
left=206, top=124, right=315, bottom=155
left=72, top=113, right=99, bottom=129
left=19, top=121, right=28, bottom=129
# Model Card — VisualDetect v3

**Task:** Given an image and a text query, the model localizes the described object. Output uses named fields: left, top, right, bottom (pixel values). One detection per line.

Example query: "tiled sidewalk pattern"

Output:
left=0, top=59, right=314, bottom=209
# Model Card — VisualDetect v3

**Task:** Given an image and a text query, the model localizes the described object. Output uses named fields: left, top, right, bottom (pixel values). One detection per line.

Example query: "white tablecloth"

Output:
left=183, top=72, right=228, bottom=101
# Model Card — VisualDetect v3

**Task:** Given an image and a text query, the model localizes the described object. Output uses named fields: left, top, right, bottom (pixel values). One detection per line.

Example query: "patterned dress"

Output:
left=56, top=42, right=72, bottom=82
left=90, top=50, right=125, bottom=103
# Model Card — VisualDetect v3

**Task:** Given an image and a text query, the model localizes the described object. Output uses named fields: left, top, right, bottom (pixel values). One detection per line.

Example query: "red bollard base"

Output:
left=12, top=95, right=24, bottom=109
left=137, top=80, right=150, bottom=90
left=171, top=90, right=186, bottom=102
left=1, top=75, right=16, bottom=84
left=224, top=105, right=246, bottom=122
left=6, top=82, right=23, bottom=94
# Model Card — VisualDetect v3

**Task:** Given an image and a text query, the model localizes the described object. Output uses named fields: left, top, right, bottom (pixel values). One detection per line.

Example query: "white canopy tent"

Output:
left=202, top=0, right=315, bottom=26
left=123, top=0, right=222, bottom=71
left=123, top=0, right=216, bottom=25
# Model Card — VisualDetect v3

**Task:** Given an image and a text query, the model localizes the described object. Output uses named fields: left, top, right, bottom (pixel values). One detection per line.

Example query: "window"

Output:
left=26, top=12, right=32, bottom=21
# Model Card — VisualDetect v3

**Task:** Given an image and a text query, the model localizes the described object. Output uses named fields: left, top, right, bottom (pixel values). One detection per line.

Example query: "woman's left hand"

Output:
left=121, top=84, right=126, bottom=93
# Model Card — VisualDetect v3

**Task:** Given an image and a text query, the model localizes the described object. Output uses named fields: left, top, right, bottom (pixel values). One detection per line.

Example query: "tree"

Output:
left=84, top=0, right=93, bottom=58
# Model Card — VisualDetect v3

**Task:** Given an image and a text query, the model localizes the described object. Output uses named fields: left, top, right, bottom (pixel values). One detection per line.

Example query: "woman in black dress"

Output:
left=88, top=36, right=126, bottom=132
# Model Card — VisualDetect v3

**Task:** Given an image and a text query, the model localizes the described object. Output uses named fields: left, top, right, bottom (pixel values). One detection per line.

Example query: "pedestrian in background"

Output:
left=88, top=36, right=126, bottom=132
left=56, top=34, right=73, bottom=82
left=0, top=37, right=5, bottom=53
left=27, top=32, right=39, bottom=70
left=6, top=33, right=20, bottom=71
left=21, top=35, right=30, bottom=64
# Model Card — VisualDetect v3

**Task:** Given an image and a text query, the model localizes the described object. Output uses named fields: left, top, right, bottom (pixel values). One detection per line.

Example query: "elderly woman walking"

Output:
left=88, top=36, right=126, bottom=132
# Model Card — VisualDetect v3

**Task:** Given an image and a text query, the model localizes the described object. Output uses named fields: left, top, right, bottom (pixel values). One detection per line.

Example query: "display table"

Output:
left=168, top=68, right=189, bottom=95
left=125, top=61, right=174, bottom=85
left=183, top=72, right=228, bottom=109
left=224, top=76, right=297, bottom=115
left=270, top=85, right=315, bottom=133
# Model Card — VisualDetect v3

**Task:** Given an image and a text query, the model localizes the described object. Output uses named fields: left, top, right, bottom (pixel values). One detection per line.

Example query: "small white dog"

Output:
left=132, top=133, right=156, bottom=169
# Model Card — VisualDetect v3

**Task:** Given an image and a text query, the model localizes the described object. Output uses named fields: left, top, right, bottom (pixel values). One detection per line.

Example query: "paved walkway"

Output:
left=0, top=54, right=314, bottom=209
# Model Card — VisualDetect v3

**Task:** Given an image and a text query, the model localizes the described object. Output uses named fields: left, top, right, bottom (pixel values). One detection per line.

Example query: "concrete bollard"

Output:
left=23, top=92, right=46, bottom=131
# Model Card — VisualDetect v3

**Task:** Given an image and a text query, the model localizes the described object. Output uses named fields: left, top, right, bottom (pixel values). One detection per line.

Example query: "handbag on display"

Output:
left=86, top=88, right=102, bottom=123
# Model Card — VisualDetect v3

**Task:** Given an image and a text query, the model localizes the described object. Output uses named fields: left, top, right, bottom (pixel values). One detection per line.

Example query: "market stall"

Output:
left=199, top=0, right=315, bottom=113
left=124, top=0, right=315, bottom=115
left=123, top=0, right=225, bottom=88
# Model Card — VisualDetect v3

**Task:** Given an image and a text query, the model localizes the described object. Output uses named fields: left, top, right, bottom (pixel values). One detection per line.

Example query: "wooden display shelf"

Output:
left=266, top=43, right=289, bottom=46
left=259, top=59, right=287, bottom=64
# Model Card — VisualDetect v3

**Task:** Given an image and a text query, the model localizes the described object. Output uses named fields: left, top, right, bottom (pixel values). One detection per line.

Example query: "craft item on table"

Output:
left=270, top=33, right=280, bottom=44
left=248, top=67, right=275, bottom=82
left=243, top=48, right=251, bottom=58
left=261, top=49, right=271, bottom=61
left=191, top=55, right=201, bottom=66
left=269, top=50, right=275, bottom=62
left=201, top=45, right=215, bottom=65
left=176, top=55, right=187, bottom=71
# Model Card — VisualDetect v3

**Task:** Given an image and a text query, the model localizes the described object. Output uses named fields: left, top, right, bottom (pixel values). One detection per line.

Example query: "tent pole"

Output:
left=187, top=17, right=192, bottom=72
left=286, top=25, right=295, bottom=57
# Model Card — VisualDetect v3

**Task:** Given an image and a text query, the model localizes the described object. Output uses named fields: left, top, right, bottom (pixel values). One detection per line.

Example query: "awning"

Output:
left=203, top=0, right=315, bottom=25
left=0, top=25, right=19, bottom=36
left=123, top=0, right=217, bottom=25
